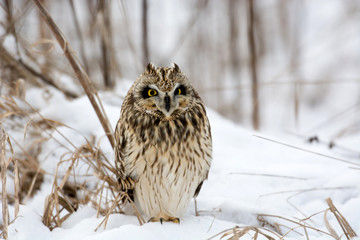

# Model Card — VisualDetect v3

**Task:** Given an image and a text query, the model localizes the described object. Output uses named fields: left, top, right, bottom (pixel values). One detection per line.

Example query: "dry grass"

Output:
left=207, top=198, right=357, bottom=240
left=0, top=1, right=145, bottom=234
left=0, top=86, right=142, bottom=231
left=208, top=225, right=281, bottom=240
left=40, top=137, right=145, bottom=230
left=0, top=126, right=20, bottom=239
left=0, top=93, right=46, bottom=202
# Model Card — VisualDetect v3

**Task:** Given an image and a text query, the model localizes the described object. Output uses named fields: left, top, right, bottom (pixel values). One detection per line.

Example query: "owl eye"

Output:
left=148, top=89, right=158, bottom=97
left=175, top=85, right=186, bottom=95
left=142, top=87, right=158, bottom=98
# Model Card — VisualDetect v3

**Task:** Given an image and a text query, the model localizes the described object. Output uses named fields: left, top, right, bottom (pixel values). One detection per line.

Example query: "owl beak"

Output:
left=164, top=95, right=171, bottom=112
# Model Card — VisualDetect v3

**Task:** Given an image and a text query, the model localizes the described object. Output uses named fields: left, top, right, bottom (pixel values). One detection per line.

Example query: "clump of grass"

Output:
left=0, top=92, right=46, bottom=203
left=40, top=137, right=144, bottom=230
left=208, top=197, right=357, bottom=240
left=0, top=83, right=127, bottom=231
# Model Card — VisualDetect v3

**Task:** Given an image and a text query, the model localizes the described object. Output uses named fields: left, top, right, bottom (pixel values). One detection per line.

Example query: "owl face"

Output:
left=131, top=63, right=198, bottom=119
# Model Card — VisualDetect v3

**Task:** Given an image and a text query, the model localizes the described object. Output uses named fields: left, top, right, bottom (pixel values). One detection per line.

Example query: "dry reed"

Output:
left=1, top=126, right=9, bottom=239
left=0, top=125, right=20, bottom=240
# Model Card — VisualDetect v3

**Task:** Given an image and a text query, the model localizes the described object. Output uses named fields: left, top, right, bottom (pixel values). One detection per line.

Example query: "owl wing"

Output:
left=194, top=116, right=212, bottom=198
left=114, top=119, right=135, bottom=201
left=114, top=119, right=126, bottom=179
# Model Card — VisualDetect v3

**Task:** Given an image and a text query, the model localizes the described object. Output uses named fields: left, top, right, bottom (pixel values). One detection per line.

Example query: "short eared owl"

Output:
left=115, top=63, right=212, bottom=223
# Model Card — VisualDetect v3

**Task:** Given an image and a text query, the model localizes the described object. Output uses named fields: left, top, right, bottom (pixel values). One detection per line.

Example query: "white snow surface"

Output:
left=4, top=84, right=360, bottom=240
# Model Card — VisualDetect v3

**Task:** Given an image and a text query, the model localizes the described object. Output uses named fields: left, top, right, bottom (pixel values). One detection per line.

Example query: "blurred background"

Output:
left=1, top=0, right=360, bottom=138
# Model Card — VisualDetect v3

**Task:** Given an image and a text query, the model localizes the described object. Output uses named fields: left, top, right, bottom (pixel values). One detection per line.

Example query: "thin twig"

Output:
left=229, top=172, right=307, bottom=180
left=207, top=216, right=216, bottom=233
left=253, top=135, right=360, bottom=166
left=260, top=186, right=353, bottom=198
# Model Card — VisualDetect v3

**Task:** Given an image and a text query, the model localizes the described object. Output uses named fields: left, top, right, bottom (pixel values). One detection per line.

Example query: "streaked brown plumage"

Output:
left=114, top=63, right=212, bottom=222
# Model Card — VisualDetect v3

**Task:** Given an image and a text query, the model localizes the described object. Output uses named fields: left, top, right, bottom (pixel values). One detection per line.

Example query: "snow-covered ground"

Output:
left=4, top=83, right=360, bottom=240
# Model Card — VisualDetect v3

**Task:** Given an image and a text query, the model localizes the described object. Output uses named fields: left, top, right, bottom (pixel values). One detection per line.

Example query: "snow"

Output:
left=3, top=84, right=360, bottom=240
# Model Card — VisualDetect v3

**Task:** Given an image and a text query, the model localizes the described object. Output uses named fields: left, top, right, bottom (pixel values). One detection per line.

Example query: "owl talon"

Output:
left=148, top=217, right=157, bottom=223
left=147, top=217, right=180, bottom=224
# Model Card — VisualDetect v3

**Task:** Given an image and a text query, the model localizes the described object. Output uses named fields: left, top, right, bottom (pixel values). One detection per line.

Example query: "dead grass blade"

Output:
left=9, top=136, right=20, bottom=218
left=326, top=198, right=358, bottom=239
left=229, top=172, right=307, bottom=180
left=94, top=192, right=123, bottom=231
left=324, top=209, right=340, bottom=240
left=1, top=126, right=9, bottom=240
left=23, top=167, right=42, bottom=204
left=32, top=0, right=115, bottom=148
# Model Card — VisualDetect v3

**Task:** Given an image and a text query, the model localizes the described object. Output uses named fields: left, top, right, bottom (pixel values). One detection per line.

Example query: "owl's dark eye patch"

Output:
left=175, top=85, right=186, bottom=95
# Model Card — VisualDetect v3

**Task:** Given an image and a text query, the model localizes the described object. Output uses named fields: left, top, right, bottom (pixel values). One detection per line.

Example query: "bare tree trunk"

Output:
left=69, top=0, right=90, bottom=75
left=289, top=1, right=302, bottom=129
left=142, top=0, right=149, bottom=66
left=247, top=0, right=260, bottom=130
left=229, top=0, right=240, bottom=74
left=98, top=0, right=114, bottom=88
left=228, top=0, right=242, bottom=121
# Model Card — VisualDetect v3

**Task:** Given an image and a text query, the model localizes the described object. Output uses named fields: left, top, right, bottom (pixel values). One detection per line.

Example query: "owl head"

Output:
left=130, top=63, right=200, bottom=120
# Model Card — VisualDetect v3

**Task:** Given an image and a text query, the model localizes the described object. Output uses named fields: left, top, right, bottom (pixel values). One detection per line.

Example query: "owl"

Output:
left=114, top=63, right=212, bottom=223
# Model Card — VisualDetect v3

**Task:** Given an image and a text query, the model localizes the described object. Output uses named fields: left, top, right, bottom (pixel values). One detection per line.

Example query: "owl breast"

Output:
left=122, top=105, right=212, bottom=219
